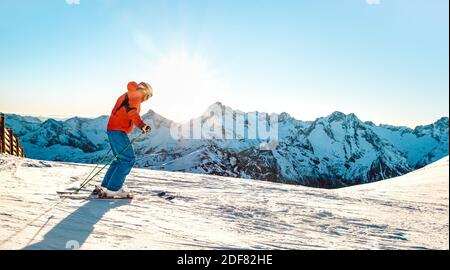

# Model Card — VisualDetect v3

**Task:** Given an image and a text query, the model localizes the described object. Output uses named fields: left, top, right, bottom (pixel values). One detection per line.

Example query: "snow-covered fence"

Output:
left=0, top=114, right=25, bottom=157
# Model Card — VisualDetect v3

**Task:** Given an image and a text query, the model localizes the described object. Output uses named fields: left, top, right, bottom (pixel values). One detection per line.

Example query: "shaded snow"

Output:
left=0, top=154, right=448, bottom=250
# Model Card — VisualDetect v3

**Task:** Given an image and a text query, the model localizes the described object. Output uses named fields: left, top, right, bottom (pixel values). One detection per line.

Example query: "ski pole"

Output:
left=76, top=133, right=142, bottom=192
left=78, top=148, right=113, bottom=189
left=76, top=133, right=144, bottom=193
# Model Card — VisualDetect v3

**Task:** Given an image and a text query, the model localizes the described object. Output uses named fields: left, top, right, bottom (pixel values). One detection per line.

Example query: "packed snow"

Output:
left=0, top=154, right=448, bottom=250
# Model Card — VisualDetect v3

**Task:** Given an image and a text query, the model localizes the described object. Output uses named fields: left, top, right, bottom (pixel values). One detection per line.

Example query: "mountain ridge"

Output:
left=2, top=104, right=448, bottom=188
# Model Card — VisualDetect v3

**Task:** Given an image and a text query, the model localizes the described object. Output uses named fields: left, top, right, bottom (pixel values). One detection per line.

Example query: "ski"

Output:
left=57, top=193, right=97, bottom=200
left=57, top=190, right=175, bottom=201
left=56, top=188, right=90, bottom=195
left=57, top=192, right=142, bottom=201
left=57, top=186, right=102, bottom=196
left=56, top=191, right=83, bottom=195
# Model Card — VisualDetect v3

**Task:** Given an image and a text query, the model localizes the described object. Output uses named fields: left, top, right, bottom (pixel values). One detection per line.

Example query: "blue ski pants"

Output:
left=101, top=130, right=136, bottom=191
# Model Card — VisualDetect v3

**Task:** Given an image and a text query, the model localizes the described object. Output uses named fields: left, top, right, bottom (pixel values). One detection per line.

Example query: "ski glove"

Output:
left=141, top=124, right=151, bottom=134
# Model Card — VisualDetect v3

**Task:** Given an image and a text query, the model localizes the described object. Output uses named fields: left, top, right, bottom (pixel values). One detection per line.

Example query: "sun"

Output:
left=146, top=49, right=229, bottom=122
left=132, top=30, right=230, bottom=122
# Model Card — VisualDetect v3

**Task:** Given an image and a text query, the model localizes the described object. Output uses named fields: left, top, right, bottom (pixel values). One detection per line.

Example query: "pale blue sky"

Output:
left=0, top=0, right=448, bottom=127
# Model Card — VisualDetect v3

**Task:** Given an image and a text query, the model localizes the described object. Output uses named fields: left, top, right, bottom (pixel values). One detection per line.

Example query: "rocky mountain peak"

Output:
left=5, top=105, right=449, bottom=188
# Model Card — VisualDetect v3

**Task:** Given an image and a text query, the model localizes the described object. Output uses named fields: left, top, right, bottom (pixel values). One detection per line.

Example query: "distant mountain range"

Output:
left=3, top=103, right=448, bottom=188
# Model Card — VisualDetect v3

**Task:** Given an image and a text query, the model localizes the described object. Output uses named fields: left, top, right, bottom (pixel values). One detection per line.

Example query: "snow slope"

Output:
left=0, top=155, right=448, bottom=250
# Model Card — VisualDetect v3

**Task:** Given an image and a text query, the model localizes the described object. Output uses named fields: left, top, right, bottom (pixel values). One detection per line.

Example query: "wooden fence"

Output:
left=0, top=113, right=25, bottom=157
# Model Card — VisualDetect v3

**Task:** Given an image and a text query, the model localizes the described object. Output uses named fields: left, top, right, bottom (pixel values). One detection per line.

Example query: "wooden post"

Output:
left=0, top=114, right=4, bottom=154
left=7, top=128, right=13, bottom=155
left=0, top=114, right=26, bottom=158
left=14, top=135, right=19, bottom=157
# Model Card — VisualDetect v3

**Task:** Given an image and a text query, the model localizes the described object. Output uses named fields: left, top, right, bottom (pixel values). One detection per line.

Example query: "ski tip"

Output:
left=56, top=191, right=78, bottom=195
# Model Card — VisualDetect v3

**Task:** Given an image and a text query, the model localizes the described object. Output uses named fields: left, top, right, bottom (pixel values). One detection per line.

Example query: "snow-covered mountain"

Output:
left=0, top=154, right=448, bottom=249
left=3, top=104, right=449, bottom=187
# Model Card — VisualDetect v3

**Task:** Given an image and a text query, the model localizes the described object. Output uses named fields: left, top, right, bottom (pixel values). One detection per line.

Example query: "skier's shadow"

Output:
left=24, top=199, right=129, bottom=250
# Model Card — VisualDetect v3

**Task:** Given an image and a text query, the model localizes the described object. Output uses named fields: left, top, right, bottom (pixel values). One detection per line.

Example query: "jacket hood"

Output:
left=127, top=81, right=139, bottom=92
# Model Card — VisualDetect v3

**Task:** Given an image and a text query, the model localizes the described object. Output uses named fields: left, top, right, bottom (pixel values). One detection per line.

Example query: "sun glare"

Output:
left=147, top=50, right=229, bottom=122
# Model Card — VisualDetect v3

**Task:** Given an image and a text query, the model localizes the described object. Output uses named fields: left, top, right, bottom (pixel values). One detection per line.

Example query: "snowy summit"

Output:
left=4, top=106, right=449, bottom=188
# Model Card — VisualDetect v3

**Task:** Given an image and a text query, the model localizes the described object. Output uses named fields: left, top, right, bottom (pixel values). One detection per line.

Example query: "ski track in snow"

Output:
left=0, top=154, right=448, bottom=250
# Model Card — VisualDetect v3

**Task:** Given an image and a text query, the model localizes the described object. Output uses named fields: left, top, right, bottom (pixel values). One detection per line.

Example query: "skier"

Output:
left=95, top=81, right=153, bottom=198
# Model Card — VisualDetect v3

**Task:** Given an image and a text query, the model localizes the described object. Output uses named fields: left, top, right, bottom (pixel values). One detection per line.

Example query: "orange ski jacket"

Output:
left=107, top=82, right=147, bottom=134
